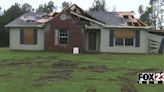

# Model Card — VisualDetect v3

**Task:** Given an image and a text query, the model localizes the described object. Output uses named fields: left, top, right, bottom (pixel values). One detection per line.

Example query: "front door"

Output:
left=88, top=31, right=97, bottom=51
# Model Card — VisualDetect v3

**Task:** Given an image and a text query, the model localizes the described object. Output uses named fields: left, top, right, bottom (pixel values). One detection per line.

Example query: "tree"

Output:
left=138, top=5, right=144, bottom=15
left=2, top=3, right=24, bottom=24
left=139, top=7, right=152, bottom=26
left=0, top=3, right=32, bottom=47
left=89, top=0, right=107, bottom=12
left=22, top=3, right=34, bottom=12
left=36, top=1, right=57, bottom=13
left=0, top=6, right=2, bottom=15
left=150, top=0, right=164, bottom=29
left=0, top=6, right=1, bottom=12
left=61, top=1, right=72, bottom=10
left=139, top=0, right=164, bottom=29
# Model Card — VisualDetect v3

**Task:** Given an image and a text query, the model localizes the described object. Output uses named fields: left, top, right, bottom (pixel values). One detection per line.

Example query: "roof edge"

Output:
left=103, top=25, right=152, bottom=29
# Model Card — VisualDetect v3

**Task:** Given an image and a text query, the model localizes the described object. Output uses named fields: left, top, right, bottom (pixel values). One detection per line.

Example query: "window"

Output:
left=59, top=29, right=69, bottom=45
left=20, top=28, right=37, bottom=45
left=114, top=30, right=135, bottom=46
left=115, top=38, right=124, bottom=46
left=125, top=38, right=134, bottom=46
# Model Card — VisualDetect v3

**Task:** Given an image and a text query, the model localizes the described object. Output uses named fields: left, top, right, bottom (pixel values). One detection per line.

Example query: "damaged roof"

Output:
left=88, top=11, right=147, bottom=27
left=6, top=4, right=147, bottom=28
left=5, top=12, right=57, bottom=28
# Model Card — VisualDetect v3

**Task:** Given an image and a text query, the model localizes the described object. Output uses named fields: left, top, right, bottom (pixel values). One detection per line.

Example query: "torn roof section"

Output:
left=88, top=11, right=147, bottom=27
left=5, top=12, right=58, bottom=28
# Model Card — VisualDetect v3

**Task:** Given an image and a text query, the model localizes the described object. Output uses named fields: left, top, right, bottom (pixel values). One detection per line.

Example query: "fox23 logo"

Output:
left=138, top=72, right=164, bottom=82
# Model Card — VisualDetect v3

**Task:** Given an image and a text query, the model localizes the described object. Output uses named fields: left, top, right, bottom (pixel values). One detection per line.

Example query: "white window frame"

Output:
left=58, top=29, right=69, bottom=45
left=114, top=38, right=135, bottom=47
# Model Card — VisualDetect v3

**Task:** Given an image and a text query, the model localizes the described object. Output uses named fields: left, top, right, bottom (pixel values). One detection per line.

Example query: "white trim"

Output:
left=104, top=25, right=152, bottom=29
left=54, top=29, right=59, bottom=45
left=114, top=37, right=135, bottom=47
left=70, top=11, right=105, bottom=26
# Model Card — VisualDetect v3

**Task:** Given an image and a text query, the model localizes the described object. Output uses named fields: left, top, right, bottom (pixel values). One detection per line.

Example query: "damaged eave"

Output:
left=70, top=11, right=105, bottom=26
left=103, top=25, right=152, bottom=29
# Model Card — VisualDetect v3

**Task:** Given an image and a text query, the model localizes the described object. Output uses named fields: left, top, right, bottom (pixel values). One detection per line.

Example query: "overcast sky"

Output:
left=0, top=0, right=150, bottom=18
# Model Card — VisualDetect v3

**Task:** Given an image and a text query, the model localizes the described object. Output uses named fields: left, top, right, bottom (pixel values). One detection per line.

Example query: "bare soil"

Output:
left=34, top=61, right=78, bottom=86
left=81, top=65, right=108, bottom=73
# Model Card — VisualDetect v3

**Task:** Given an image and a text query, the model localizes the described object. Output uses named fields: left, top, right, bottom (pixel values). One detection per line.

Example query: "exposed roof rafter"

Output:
left=70, top=11, right=105, bottom=26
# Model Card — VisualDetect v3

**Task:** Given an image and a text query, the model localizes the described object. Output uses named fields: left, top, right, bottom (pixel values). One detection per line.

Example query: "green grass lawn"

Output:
left=0, top=48, right=164, bottom=92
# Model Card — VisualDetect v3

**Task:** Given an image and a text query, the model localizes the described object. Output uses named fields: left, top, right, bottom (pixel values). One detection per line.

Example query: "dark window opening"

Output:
left=125, top=38, right=134, bottom=46
left=123, top=15, right=129, bottom=19
left=59, top=29, right=69, bottom=45
left=115, top=38, right=124, bottom=46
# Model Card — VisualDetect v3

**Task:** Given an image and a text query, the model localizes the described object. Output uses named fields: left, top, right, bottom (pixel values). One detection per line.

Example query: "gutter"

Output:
left=103, top=25, right=152, bottom=29
left=5, top=24, right=44, bottom=28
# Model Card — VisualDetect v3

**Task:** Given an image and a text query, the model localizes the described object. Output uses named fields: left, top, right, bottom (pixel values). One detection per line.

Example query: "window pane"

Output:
left=125, top=38, right=134, bottom=46
left=59, top=29, right=69, bottom=45
left=115, top=38, right=124, bottom=46
left=59, top=38, right=68, bottom=44
left=59, top=29, right=68, bottom=37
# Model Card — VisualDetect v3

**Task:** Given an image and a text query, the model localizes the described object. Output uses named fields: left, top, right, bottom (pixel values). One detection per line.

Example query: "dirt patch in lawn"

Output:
left=81, top=65, right=108, bottom=73
left=0, top=73, right=12, bottom=77
left=32, top=56, right=57, bottom=63
left=0, top=61, right=33, bottom=68
left=86, top=87, right=97, bottom=92
left=0, top=56, right=57, bottom=68
left=34, top=61, right=78, bottom=86
left=108, top=68, right=159, bottom=83
left=124, top=68, right=158, bottom=75
left=8, top=61, right=33, bottom=67
left=121, top=82, right=137, bottom=92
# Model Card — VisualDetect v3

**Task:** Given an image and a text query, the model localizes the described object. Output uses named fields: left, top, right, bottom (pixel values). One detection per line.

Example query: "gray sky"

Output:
left=0, top=0, right=149, bottom=17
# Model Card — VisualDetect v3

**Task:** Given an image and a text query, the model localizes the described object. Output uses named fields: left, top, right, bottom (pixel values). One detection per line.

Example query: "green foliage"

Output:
left=138, top=5, right=144, bottom=15
left=89, top=0, right=107, bottom=12
left=62, top=1, right=72, bottom=10
left=139, top=0, right=164, bottom=29
left=36, top=1, right=57, bottom=13
left=139, top=7, right=153, bottom=26
left=22, top=3, right=34, bottom=12
left=0, top=3, right=33, bottom=47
